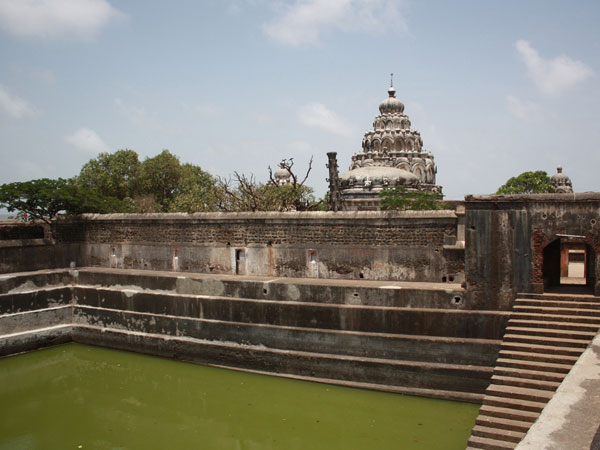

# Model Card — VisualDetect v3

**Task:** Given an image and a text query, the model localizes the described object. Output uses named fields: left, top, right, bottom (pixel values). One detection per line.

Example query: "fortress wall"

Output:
left=0, top=222, right=79, bottom=274
left=464, top=193, right=600, bottom=309
left=52, top=211, right=464, bottom=283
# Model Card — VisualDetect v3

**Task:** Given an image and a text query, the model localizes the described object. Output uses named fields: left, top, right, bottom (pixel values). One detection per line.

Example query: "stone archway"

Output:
left=541, top=236, right=596, bottom=294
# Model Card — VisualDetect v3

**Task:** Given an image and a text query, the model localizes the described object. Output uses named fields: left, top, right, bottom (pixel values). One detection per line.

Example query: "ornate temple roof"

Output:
left=339, top=77, right=442, bottom=207
left=551, top=166, right=573, bottom=193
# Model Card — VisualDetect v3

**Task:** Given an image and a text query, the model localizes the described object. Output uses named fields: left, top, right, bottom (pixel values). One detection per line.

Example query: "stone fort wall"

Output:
left=464, top=193, right=600, bottom=309
left=50, top=211, right=464, bottom=283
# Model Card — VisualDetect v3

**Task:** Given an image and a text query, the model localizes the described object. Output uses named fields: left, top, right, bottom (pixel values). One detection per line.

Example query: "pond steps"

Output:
left=466, top=292, right=600, bottom=450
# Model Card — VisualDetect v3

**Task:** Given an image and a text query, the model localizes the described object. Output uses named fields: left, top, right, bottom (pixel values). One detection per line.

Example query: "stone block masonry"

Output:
left=0, top=268, right=504, bottom=402
left=51, top=211, right=463, bottom=284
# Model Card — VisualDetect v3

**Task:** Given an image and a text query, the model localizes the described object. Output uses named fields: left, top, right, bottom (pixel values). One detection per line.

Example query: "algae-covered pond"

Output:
left=0, top=344, right=478, bottom=450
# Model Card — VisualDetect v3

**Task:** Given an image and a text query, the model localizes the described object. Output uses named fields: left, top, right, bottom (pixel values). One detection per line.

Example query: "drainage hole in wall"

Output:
left=449, top=276, right=454, bottom=282
left=442, top=276, right=447, bottom=282
left=592, top=219, right=597, bottom=226
left=353, top=292, right=359, bottom=297
left=541, top=213, right=547, bottom=220
left=359, top=272, right=364, bottom=279
left=263, top=288, right=268, bottom=295
left=226, top=242, right=231, bottom=247
left=452, top=296, right=463, bottom=305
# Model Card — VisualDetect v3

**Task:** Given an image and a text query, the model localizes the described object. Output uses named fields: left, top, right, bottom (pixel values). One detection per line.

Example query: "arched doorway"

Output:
left=542, top=236, right=595, bottom=293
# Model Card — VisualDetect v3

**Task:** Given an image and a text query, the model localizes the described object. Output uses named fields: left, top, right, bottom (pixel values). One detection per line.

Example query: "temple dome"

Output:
left=273, top=161, right=292, bottom=186
left=551, top=166, right=573, bottom=193
left=379, top=86, right=404, bottom=114
left=339, top=79, right=443, bottom=210
left=340, top=166, right=419, bottom=186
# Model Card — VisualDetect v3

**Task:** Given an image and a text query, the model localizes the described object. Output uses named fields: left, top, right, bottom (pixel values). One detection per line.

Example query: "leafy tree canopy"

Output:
left=379, top=186, right=450, bottom=211
left=77, top=149, right=141, bottom=200
left=0, top=178, right=128, bottom=224
left=496, top=171, right=555, bottom=194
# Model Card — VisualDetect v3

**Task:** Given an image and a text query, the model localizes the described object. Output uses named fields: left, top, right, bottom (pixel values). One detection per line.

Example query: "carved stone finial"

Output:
left=390, top=72, right=394, bottom=88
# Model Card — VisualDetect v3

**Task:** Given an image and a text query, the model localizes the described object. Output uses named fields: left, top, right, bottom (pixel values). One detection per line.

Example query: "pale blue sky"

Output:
left=0, top=0, right=598, bottom=200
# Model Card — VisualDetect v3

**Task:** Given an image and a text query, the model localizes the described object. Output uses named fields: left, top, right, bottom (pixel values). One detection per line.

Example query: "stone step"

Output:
left=471, top=424, right=526, bottom=443
left=72, top=324, right=492, bottom=396
left=476, top=414, right=532, bottom=433
left=493, top=365, right=567, bottom=383
left=74, top=305, right=502, bottom=367
left=486, top=384, right=554, bottom=403
left=511, top=305, right=600, bottom=321
left=495, top=357, right=573, bottom=374
left=503, top=333, right=591, bottom=349
left=512, top=310, right=600, bottom=323
left=507, top=318, right=600, bottom=331
left=483, top=394, right=547, bottom=413
left=500, top=341, right=584, bottom=357
left=515, top=298, right=600, bottom=309
left=517, top=293, right=600, bottom=302
left=478, top=404, right=540, bottom=423
left=467, top=435, right=517, bottom=450
left=514, top=302, right=600, bottom=315
left=504, top=326, right=597, bottom=340
left=490, top=374, right=560, bottom=391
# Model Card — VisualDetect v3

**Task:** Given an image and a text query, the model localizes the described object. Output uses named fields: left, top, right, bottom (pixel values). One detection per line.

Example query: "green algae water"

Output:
left=0, top=344, right=478, bottom=450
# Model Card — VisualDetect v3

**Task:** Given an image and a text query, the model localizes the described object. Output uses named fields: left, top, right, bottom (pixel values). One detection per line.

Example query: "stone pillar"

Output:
left=326, top=152, right=343, bottom=212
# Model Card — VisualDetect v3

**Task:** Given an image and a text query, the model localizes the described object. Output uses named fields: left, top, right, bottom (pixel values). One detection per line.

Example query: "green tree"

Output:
left=496, top=171, right=555, bottom=194
left=379, top=186, right=449, bottom=211
left=0, top=178, right=128, bottom=224
left=77, top=149, right=141, bottom=200
left=138, top=150, right=183, bottom=211
left=168, top=163, right=221, bottom=213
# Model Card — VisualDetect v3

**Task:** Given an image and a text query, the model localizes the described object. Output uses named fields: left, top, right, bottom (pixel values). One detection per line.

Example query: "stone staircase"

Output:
left=467, top=292, right=600, bottom=450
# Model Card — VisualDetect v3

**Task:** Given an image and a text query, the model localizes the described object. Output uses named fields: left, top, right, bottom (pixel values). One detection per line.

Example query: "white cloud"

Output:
left=298, top=102, right=353, bottom=136
left=506, top=95, right=541, bottom=121
left=515, top=40, right=594, bottom=96
left=0, top=84, right=37, bottom=118
left=115, top=98, right=147, bottom=125
left=263, top=0, right=407, bottom=46
left=0, top=0, right=125, bottom=41
left=66, top=127, right=111, bottom=154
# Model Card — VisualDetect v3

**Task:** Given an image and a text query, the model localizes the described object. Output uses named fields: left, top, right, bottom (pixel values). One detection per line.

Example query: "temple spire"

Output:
left=388, top=73, right=396, bottom=98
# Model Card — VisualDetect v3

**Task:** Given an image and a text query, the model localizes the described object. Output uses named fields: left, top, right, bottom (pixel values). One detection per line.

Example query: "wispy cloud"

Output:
left=66, top=127, right=111, bottom=154
left=0, top=0, right=125, bottom=41
left=263, top=0, right=407, bottom=46
left=0, top=84, right=37, bottom=118
left=506, top=95, right=541, bottom=121
left=515, top=40, right=593, bottom=96
left=115, top=98, right=148, bottom=125
left=298, top=102, right=353, bottom=136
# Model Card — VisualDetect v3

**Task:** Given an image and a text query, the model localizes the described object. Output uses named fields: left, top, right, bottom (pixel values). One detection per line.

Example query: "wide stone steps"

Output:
left=504, top=325, right=597, bottom=340
left=466, top=293, right=600, bottom=450
left=500, top=341, right=585, bottom=357
left=466, top=435, right=519, bottom=450
left=503, top=333, right=591, bottom=348
left=494, top=357, right=572, bottom=374
left=498, top=348, right=580, bottom=364
left=476, top=415, right=532, bottom=433
left=477, top=404, right=539, bottom=423
left=493, top=365, right=566, bottom=383
left=512, top=303, right=600, bottom=320
left=514, top=298, right=600, bottom=311
left=471, top=424, right=526, bottom=443
left=490, top=375, right=560, bottom=391
left=508, top=318, right=600, bottom=331
left=517, top=293, right=599, bottom=302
